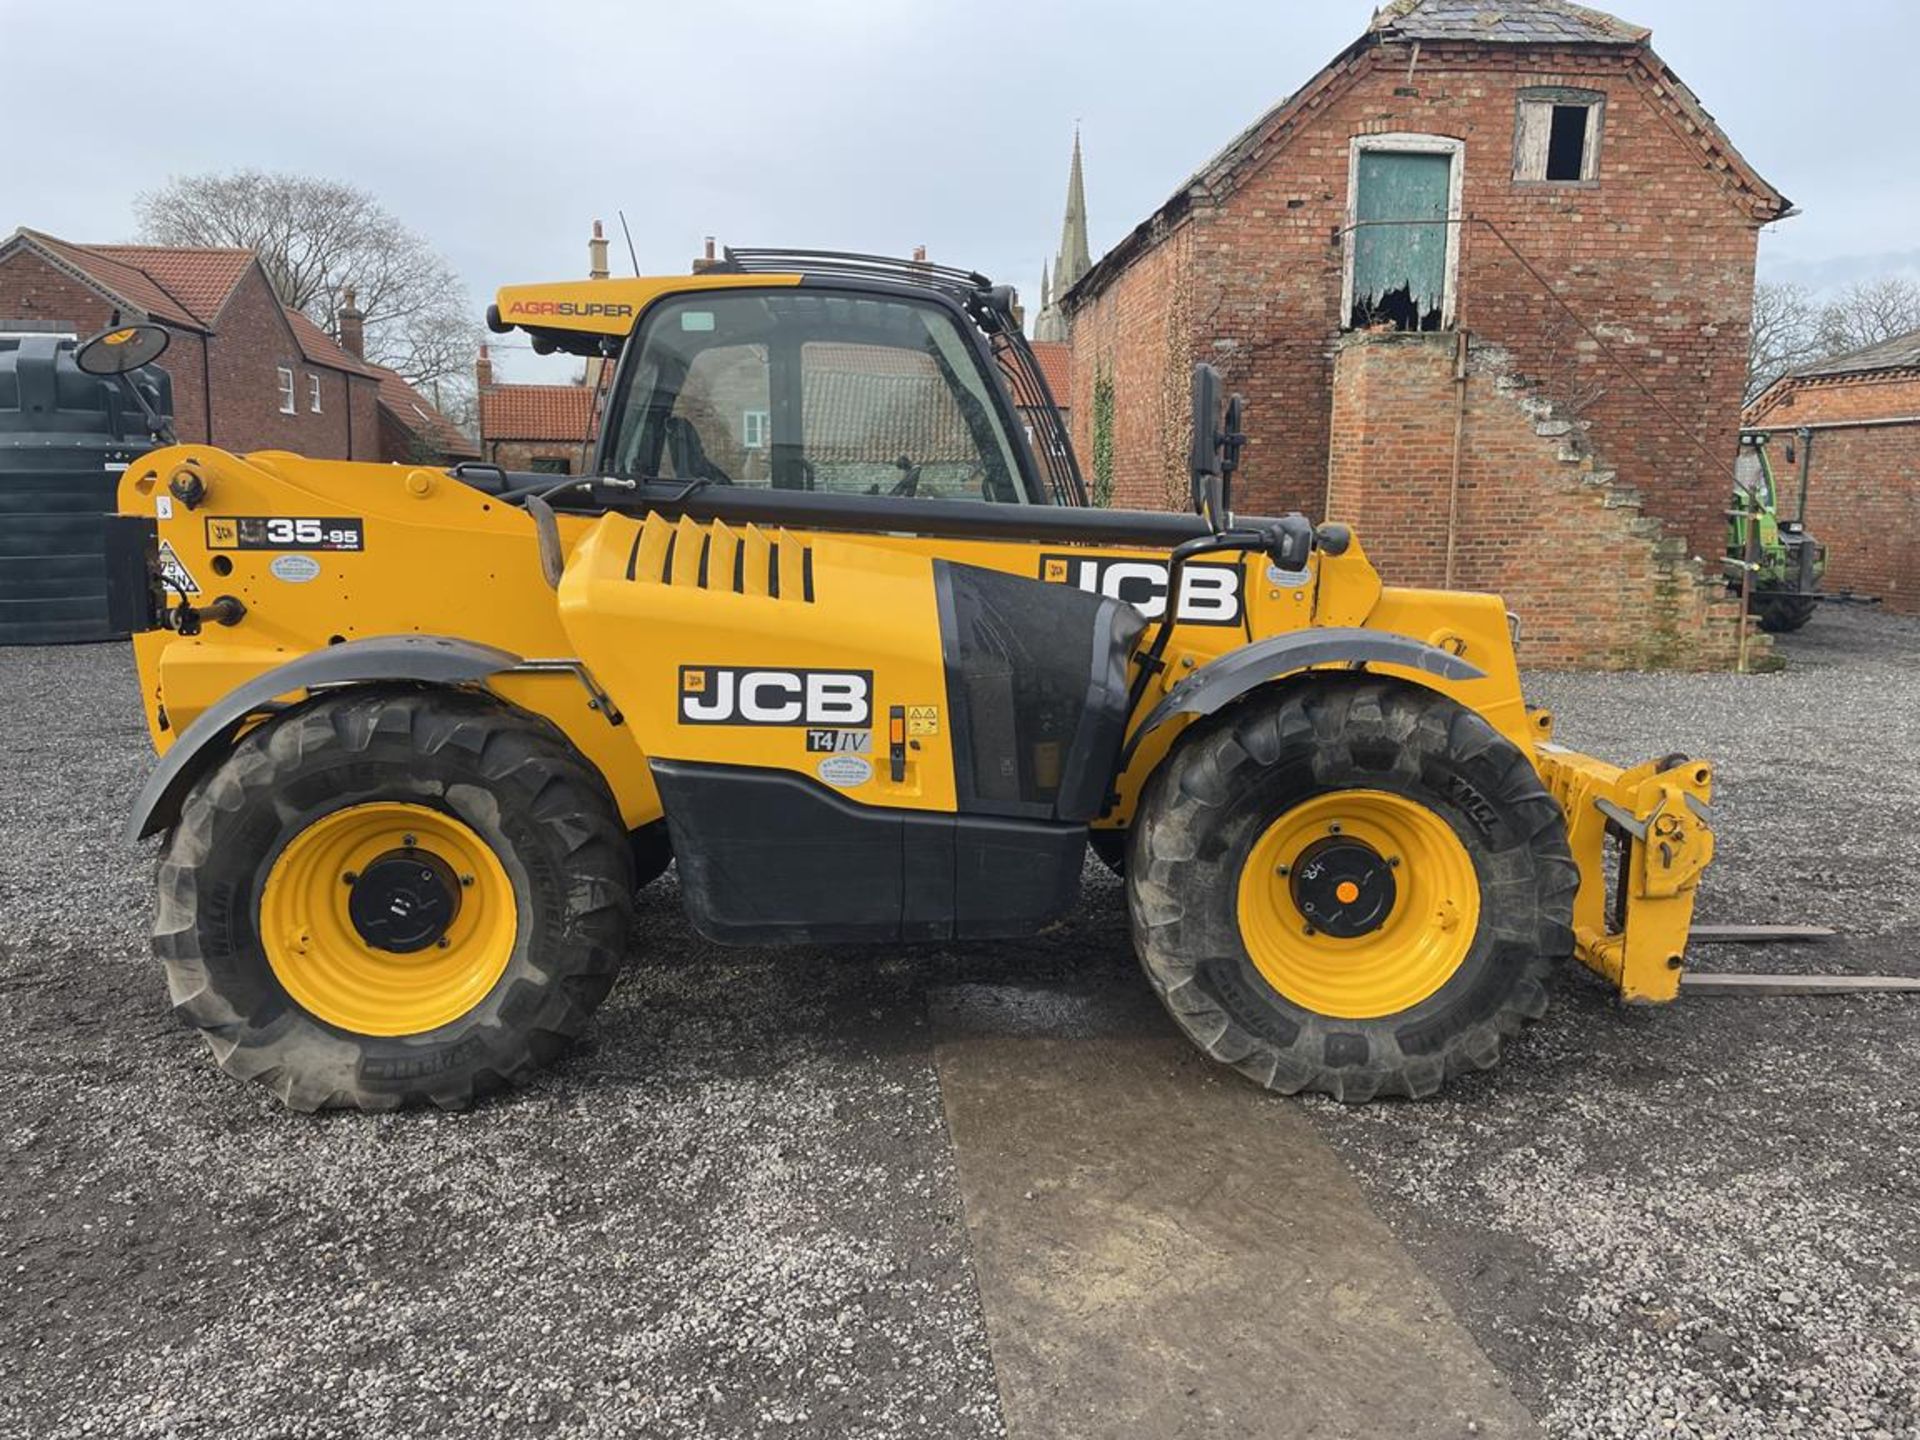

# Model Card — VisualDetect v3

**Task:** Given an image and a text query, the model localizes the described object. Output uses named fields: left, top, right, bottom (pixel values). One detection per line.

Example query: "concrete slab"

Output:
left=932, top=983, right=1540, bottom=1440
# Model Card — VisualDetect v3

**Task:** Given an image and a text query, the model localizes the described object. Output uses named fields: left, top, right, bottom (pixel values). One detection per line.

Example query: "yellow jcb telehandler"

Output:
left=91, top=249, right=1713, bottom=1111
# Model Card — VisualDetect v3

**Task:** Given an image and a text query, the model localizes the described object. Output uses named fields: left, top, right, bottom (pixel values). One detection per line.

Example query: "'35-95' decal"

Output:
left=1039, top=554, right=1243, bottom=625
left=678, top=666, right=873, bottom=727
left=205, top=516, right=365, bottom=552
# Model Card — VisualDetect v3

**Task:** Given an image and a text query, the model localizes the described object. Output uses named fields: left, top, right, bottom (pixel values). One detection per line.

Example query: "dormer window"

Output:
left=1515, top=88, right=1604, bottom=183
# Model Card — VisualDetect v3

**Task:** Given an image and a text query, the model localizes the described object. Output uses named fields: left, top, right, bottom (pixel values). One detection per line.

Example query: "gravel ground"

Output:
left=1307, top=604, right=1920, bottom=1439
left=1, top=607, right=1916, bottom=1439
left=0, top=646, right=1000, bottom=1440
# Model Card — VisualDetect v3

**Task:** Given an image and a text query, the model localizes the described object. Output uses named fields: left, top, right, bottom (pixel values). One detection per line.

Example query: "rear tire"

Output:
left=1128, top=678, right=1576, bottom=1101
left=1753, top=591, right=1819, bottom=633
left=154, top=686, right=634, bottom=1112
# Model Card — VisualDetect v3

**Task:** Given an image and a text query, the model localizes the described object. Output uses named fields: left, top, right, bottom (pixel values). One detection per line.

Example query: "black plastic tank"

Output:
left=0, top=333, right=172, bottom=644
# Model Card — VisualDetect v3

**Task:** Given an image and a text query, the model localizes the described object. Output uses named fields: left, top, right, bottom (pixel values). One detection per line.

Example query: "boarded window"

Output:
left=1516, top=89, right=1603, bottom=182
left=1349, top=148, right=1454, bottom=332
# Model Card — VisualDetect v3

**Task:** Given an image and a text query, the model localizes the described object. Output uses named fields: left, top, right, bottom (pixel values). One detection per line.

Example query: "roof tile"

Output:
left=1788, top=327, right=1920, bottom=381
left=282, top=307, right=384, bottom=379
left=480, top=384, right=593, bottom=442
left=81, top=245, right=256, bottom=325
left=370, top=366, right=479, bottom=458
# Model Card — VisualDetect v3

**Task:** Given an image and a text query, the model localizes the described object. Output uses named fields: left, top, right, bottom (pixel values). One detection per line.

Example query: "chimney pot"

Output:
left=337, top=287, right=366, bottom=359
left=588, top=219, right=610, bottom=281
left=913, top=245, right=927, bottom=263
left=475, top=342, right=494, bottom=389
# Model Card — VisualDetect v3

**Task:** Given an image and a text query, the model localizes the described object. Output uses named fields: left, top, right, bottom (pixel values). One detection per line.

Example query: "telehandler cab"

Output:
left=102, top=249, right=1715, bottom=1111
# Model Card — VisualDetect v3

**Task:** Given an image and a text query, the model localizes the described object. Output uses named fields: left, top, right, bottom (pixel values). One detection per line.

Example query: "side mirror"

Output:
left=1189, top=363, right=1246, bottom=530
left=1189, top=362, right=1222, bottom=486
left=75, top=322, right=172, bottom=376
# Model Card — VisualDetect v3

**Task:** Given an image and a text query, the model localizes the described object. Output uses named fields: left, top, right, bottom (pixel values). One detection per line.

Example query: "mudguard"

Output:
left=1122, top=626, right=1483, bottom=766
left=124, top=635, right=520, bottom=842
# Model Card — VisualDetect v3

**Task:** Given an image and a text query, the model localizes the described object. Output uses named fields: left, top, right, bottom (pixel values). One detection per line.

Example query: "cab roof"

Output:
left=488, top=248, right=1014, bottom=357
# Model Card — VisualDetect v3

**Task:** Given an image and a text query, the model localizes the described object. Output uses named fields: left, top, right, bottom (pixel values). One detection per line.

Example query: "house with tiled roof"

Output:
left=0, top=228, right=384, bottom=459
left=1060, top=0, right=1792, bottom=668
left=474, top=345, right=595, bottom=473
left=1744, top=326, right=1920, bottom=613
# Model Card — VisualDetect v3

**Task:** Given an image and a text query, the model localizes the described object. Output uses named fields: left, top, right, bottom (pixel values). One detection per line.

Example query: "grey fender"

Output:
left=1121, top=626, right=1483, bottom=769
left=125, top=634, right=521, bottom=843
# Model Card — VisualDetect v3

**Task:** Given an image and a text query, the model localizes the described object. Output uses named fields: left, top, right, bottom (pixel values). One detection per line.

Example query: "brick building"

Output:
left=1744, top=328, right=1920, bottom=613
left=475, top=345, right=594, bottom=473
left=1060, top=0, right=1793, bottom=667
left=0, top=228, right=383, bottom=458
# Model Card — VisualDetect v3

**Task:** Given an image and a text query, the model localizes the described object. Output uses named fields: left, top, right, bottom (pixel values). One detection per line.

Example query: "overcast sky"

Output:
left=7, top=0, right=1914, bottom=383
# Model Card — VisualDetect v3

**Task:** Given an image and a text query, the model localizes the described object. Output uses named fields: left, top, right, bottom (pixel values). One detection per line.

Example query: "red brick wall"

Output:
left=202, top=267, right=378, bottom=460
left=1748, top=372, right=1920, bottom=428
left=1068, top=41, right=1771, bottom=564
left=0, top=248, right=376, bottom=460
left=1067, top=226, right=1198, bottom=512
left=1328, top=332, right=1754, bottom=669
left=1788, top=422, right=1920, bottom=612
left=1, top=248, right=212, bottom=444
left=487, top=440, right=588, bottom=473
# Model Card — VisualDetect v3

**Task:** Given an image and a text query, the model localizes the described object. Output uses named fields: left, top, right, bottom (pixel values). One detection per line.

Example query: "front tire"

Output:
left=1128, top=678, right=1576, bottom=1101
left=154, top=687, right=634, bottom=1111
left=1753, top=591, right=1819, bottom=633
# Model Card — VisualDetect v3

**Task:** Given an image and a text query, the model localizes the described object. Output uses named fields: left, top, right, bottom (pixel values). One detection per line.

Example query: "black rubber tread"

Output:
left=1753, top=591, right=1819, bottom=633
left=153, top=685, right=635, bottom=1112
left=1127, top=676, right=1578, bottom=1102
left=629, top=820, right=674, bottom=888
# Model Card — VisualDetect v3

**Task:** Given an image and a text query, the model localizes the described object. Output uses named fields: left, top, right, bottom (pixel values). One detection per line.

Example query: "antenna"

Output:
left=616, top=210, right=641, bottom=277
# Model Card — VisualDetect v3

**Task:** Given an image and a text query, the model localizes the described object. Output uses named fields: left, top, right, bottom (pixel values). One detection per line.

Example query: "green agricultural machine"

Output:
left=1729, top=428, right=1826, bottom=634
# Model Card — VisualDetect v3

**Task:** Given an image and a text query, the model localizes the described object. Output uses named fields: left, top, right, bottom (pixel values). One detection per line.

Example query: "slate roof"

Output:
left=1370, top=0, right=1648, bottom=45
left=480, top=383, right=593, bottom=442
left=1788, top=328, right=1920, bottom=381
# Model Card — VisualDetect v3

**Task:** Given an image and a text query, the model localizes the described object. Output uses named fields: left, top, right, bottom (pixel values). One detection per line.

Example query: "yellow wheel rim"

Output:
left=260, top=802, right=517, bottom=1036
left=1235, top=789, right=1481, bottom=1020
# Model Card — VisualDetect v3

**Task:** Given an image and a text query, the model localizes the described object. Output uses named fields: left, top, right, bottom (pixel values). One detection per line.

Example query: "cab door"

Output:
left=561, top=287, right=1140, bottom=944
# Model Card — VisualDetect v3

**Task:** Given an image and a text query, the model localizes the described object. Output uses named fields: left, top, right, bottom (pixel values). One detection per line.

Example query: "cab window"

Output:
left=605, top=291, right=1031, bottom=503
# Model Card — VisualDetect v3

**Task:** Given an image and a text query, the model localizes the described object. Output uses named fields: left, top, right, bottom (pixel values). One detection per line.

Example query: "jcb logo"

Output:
left=1039, top=554, right=1244, bottom=626
left=678, top=666, right=873, bottom=727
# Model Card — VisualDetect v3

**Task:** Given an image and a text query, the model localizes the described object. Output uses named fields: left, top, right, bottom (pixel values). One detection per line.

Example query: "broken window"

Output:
left=1515, top=88, right=1603, bottom=183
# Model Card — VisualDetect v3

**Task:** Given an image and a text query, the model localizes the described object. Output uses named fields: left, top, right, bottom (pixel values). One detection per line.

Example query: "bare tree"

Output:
left=1814, top=275, right=1920, bottom=358
left=1746, top=280, right=1823, bottom=403
left=134, top=171, right=482, bottom=405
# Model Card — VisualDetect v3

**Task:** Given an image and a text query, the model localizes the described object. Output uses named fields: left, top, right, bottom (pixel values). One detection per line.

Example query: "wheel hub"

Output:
left=1289, top=836, right=1396, bottom=938
left=1235, top=789, right=1482, bottom=1019
left=347, top=849, right=461, bottom=953
left=260, top=802, right=517, bottom=1036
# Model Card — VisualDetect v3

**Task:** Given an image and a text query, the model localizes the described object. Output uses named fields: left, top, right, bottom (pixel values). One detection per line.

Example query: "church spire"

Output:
left=1055, top=128, right=1091, bottom=293
left=1034, top=131, right=1088, bottom=342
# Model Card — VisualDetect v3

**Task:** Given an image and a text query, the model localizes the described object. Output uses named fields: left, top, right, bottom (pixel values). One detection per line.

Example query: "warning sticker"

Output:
left=906, top=705, right=940, bottom=737
left=157, top=540, right=199, bottom=597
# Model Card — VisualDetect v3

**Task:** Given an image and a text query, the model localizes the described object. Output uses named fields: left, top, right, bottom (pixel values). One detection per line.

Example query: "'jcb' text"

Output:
left=1039, top=555, right=1244, bottom=625
left=678, top=667, right=874, bottom=727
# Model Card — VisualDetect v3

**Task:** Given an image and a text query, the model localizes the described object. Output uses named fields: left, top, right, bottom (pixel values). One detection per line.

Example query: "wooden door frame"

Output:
left=1342, top=133, right=1466, bottom=330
